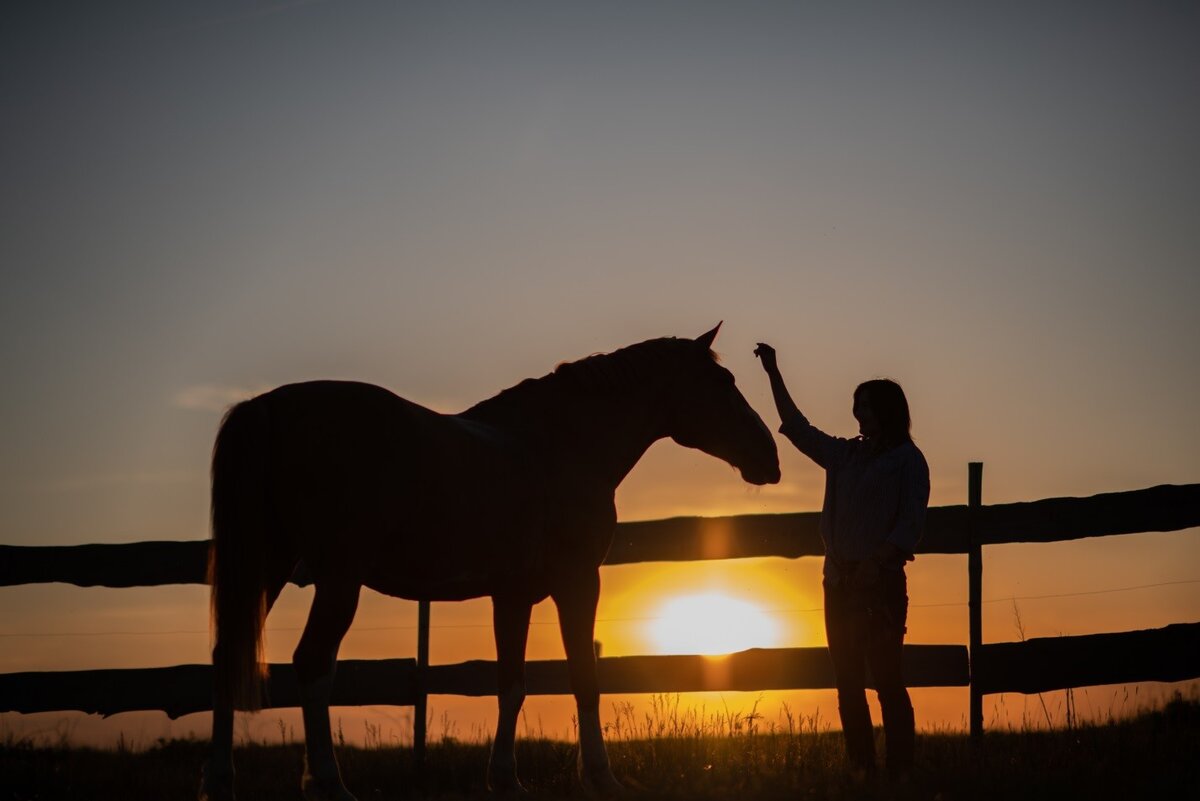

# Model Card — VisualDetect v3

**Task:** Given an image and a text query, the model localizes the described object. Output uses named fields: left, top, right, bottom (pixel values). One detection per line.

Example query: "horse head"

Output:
left=664, top=323, right=781, bottom=486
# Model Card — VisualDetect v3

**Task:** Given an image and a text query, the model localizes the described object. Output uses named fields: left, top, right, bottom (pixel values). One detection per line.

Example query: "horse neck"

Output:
left=466, top=372, right=668, bottom=493
left=557, top=384, right=665, bottom=491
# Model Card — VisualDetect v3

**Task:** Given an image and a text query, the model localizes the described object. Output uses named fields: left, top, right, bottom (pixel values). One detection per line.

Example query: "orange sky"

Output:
left=3, top=514, right=1197, bottom=746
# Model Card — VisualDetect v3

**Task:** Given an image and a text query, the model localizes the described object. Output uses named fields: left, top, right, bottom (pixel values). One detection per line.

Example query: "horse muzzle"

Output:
left=741, top=463, right=781, bottom=486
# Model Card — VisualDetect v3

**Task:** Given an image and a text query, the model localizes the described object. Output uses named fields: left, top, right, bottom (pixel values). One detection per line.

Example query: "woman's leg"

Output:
left=824, top=580, right=875, bottom=772
left=866, top=568, right=914, bottom=778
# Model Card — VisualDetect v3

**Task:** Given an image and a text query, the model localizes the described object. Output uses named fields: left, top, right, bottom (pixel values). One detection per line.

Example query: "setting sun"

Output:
left=647, top=592, right=781, bottom=656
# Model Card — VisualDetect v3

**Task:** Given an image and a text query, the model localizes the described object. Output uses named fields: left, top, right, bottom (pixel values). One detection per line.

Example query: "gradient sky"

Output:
left=2, top=1, right=1198, bottom=745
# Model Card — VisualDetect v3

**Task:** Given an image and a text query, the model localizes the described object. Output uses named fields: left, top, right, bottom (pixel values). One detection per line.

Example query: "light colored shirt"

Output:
left=779, top=410, right=930, bottom=582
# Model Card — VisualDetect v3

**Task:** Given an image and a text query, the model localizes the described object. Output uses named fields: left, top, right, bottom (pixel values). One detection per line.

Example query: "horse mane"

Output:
left=461, top=337, right=713, bottom=423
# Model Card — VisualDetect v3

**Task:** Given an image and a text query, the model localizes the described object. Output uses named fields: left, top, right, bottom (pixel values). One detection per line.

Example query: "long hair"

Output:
left=853, top=378, right=912, bottom=449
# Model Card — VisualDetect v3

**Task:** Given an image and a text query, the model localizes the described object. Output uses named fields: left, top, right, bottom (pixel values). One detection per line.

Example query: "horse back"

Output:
left=251, top=381, right=549, bottom=598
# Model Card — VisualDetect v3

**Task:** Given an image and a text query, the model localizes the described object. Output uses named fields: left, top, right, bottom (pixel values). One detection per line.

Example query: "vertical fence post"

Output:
left=968, top=462, right=984, bottom=742
left=414, top=599, right=430, bottom=767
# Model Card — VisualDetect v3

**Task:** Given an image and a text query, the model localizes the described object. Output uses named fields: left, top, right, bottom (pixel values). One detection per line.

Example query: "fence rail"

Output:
left=1, top=476, right=1198, bottom=740
left=974, top=621, right=1200, bottom=695
left=0, top=645, right=971, bottom=719
left=3, top=484, right=1198, bottom=588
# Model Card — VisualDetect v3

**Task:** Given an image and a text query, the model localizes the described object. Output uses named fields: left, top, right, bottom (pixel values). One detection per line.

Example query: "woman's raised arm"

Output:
left=754, top=343, right=854, bottom=470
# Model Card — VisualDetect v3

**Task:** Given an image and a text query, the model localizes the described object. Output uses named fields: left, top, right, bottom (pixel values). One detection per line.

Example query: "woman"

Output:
left=754, top=343, right=929, bottom=782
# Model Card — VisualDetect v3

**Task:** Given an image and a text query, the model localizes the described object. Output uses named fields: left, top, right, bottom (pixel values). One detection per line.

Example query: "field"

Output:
left=3, top=694, right=1198, bottom=801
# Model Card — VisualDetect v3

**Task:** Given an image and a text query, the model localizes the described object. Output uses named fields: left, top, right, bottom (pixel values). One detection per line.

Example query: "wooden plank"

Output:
left=607, top=513, right=824, bottom=563
left=0, top=664, right=216, bottom=719
left=0, top=659, right=418, bottom=720
left=434, top=645, right=969, bottom=696
left=610, top=483, right=1200, bottom=562
left=2, top=484, right=1195, bottom=588
left=975, top=484, right=1200, bottom=546
left=0, top=646, right=968, bottom=718
left=0, top=508, right=960, bottom=589
left=607, top=506, right=970, bottom=563
left=0, top=541, right=211, bottom=588
left=973, top=622, right=1200, bottom=695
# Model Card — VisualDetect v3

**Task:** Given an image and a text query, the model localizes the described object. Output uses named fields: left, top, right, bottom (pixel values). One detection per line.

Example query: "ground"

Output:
left=3, top=696, right=1197, bottom=800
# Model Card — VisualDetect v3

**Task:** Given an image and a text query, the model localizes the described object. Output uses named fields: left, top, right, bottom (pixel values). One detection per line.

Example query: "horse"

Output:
left=199, top=324, right=780, bottom=800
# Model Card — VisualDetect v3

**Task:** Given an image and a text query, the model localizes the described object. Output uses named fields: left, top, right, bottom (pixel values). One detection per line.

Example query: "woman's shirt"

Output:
left=779, top=410, right=930, bottom=582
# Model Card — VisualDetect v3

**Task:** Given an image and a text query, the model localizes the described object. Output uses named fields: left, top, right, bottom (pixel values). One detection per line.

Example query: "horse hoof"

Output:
left=580, top=768, right=626, bottom=798
left=301, top=774, right=358, bottom=801
left=198, top=763, right=235, bottom=801
left=487, top=766, right=530, bottom=797
left=489, top=781, right=531, bottom=798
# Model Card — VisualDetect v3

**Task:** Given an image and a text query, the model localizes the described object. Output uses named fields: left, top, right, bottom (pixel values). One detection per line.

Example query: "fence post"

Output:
left=414, top=599, right=430, bottom=767
left=968, top=462, right=984, bottom=741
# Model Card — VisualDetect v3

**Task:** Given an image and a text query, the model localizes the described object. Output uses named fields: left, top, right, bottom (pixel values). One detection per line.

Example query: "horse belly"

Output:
left=361, top=462, right=549, bottom=600
left=260, top=389, right=546, bottom=597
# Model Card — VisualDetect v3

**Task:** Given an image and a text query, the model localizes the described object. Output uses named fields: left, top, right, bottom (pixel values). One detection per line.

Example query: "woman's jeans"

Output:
left=823, top=564, right=914, bottom=776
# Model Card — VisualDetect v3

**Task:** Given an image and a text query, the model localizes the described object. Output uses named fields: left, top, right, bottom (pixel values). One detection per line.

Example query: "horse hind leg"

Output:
left=201, top=558, right=296, bottom=800
left=295, top=580, right=361, bottom=801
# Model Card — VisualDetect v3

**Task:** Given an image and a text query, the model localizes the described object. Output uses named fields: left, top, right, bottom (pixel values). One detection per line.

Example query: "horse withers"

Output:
left=200, top=324, right=779, bottom=800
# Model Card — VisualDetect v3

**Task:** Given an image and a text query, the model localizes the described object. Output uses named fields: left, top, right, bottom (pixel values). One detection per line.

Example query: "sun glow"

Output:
left=647, top=592, right=781, bottom=656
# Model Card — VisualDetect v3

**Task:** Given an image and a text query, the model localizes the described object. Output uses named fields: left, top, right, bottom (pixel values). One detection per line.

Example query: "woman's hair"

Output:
left=854, top=378, right=912, bottom=447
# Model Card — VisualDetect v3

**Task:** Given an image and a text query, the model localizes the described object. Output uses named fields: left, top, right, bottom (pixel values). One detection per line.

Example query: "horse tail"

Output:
left=207, top=397, right=271, bottom=711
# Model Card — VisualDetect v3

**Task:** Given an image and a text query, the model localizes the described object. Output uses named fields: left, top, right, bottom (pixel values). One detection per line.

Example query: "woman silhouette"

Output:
left=755, top=343, right=929, bottom=782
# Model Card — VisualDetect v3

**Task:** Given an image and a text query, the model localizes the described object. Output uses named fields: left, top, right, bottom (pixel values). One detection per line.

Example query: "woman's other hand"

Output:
left=851, top=558, right=881, bottom=589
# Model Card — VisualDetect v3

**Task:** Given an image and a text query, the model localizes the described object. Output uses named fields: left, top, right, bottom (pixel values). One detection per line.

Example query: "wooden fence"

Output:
left=1, top=466, right=1198, bottom=744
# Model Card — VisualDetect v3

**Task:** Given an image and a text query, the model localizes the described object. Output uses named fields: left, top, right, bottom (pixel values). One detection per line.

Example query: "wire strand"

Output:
left=2, top=578, right=1196, bottom=639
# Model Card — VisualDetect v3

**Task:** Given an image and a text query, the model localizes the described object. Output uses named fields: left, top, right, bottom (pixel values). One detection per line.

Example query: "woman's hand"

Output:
left=756, top=341, right=801, bottom=423
left=753, top=342, right=778, bottom=373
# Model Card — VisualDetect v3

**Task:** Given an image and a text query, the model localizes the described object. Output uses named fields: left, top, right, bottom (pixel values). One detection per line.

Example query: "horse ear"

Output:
left=695, top=321, right=722, bottom=350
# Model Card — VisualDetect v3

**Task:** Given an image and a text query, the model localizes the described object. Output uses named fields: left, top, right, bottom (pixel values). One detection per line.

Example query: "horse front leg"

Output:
left=554, top=569, right=623, bottom=797
left=487, top=594, right=533, bottom=795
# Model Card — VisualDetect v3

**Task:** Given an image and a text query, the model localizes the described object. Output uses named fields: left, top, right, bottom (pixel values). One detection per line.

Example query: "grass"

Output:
left=3, top=693, right=1198, bottom=800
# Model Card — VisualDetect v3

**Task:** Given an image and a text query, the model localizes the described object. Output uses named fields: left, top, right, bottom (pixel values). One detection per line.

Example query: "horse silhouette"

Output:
left=200, top=325, right=780, bottom=800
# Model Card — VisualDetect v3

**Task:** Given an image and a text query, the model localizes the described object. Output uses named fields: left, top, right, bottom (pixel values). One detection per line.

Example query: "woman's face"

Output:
left=853, top=392, right=881, bottom=439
